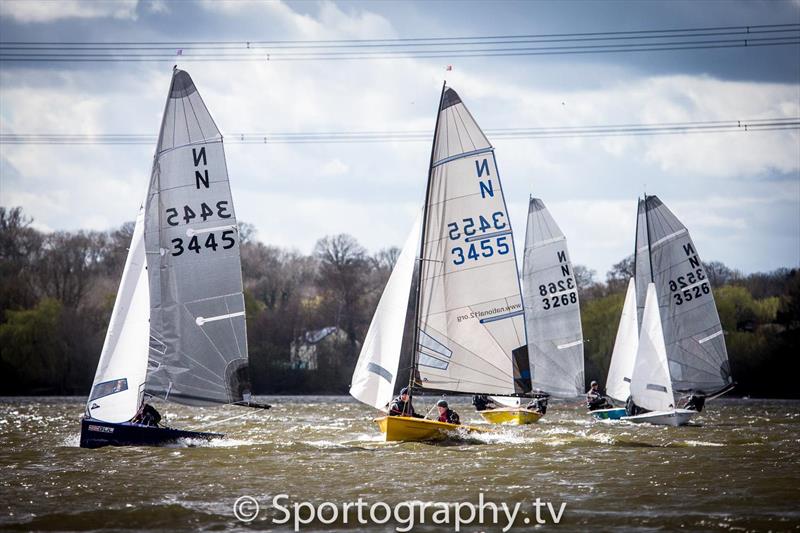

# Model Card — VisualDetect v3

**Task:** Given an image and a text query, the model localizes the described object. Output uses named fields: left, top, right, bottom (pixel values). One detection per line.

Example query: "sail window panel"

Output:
left=416, top=334, right=517, bottom=395
left=89, top=378, right=129, bottom=401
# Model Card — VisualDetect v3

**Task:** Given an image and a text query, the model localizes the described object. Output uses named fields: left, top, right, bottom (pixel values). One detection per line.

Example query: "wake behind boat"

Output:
left=349, top=84, right=531, bottom=441
left=80, top=68, right=255, bottom=448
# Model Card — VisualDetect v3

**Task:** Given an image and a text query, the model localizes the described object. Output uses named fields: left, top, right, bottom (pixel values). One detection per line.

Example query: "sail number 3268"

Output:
left=539, top=279, right=577, bottom=310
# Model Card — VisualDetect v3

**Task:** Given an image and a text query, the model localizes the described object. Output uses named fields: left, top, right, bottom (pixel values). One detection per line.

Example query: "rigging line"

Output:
left=4, top=34, right=798, bottom=58
left=3, top=22, right=797, bottom=45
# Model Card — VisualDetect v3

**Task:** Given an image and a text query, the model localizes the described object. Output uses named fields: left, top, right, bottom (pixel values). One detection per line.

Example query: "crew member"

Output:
left=389, top=387, right=423, bottom=418
left=436, top=400, right=460, bottom=425
left=472, top=394, right=496, bottom=412
left=586, top=381, right=611, bottom=411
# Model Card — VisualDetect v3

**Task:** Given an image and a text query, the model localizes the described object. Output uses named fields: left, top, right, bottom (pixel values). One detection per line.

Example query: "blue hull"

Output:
left=591, top=408, right=627, bottom=420
left=80, top=418, right=222, bottom=449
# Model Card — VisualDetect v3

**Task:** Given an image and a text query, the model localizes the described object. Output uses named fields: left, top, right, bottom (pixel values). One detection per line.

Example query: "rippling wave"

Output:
left=1, top=396, right=798, bottom=531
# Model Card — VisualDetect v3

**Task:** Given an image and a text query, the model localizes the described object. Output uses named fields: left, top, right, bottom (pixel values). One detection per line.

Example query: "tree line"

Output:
left=1, top=206, right=797, bottom=398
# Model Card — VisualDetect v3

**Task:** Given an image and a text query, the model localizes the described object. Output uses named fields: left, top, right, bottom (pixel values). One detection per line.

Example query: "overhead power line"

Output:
left=0, top=23, right=797, bottom=63
left=2, top=118, right=797, bottom=145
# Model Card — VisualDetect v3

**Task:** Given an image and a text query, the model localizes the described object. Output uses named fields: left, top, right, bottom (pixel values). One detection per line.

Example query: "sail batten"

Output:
left=522, top=198, right=584, bottom=398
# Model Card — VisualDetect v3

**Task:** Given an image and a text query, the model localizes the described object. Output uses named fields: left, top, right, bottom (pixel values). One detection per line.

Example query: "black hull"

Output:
left=79, top=418, right=223, bottom=449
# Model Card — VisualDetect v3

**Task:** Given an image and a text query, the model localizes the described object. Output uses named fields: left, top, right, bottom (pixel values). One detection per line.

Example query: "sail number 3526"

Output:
left=670, top=268, right=710, bottom=305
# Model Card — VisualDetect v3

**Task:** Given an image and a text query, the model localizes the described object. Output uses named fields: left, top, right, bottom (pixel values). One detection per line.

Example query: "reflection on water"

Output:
left=1, top=396, right=798, bottom=531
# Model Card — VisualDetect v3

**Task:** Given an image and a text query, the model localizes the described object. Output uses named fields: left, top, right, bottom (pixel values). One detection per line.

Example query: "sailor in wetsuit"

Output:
left=527, top=392, right=549, bottom=415
left=586, top=381, right=612, bottom=411
left=625, top=395, right=648, bottom=416
left=472, top=394, right=497, bottom=412
left=436, top=400, right=460, bottom=425
left=389, top=387, right=424, bottom=418
left=683, top=393, right=706, bottom=412
left=133, top=403, right=162, bottom=427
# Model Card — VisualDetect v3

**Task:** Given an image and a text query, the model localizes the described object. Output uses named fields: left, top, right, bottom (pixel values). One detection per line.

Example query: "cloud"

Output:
left=0, top=0, right=139, bottom=23
left=0, top=1, right=797, bottom=276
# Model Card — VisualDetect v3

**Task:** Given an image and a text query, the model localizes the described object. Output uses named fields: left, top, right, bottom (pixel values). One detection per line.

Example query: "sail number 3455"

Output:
left=448, top=212, right=510, bottom=265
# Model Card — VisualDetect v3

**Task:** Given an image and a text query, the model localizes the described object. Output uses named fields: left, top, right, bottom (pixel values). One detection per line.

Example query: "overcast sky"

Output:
left=1, top=0, right=798, bottom=278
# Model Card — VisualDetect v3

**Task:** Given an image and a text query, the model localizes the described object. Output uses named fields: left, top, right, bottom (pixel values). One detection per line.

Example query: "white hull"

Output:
left=621, top=408, right=697, bottom=426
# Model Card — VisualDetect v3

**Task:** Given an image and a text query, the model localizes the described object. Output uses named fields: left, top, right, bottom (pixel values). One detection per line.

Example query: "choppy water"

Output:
left=0, top=396, right=798, bottom=532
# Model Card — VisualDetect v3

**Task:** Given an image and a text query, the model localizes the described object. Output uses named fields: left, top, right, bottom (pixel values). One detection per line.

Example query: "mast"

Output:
left=644, top=194, right=655, bottom=283
left=633, top=197, right=639, bottom=282
left=406, top=81, right=447, bottom=407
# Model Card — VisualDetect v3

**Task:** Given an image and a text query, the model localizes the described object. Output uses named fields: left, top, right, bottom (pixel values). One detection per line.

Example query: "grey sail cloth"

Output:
left=144, top=69, right=250, bottom=405
left=634, top=195, right=732, bottom=395
left=522, top=198, right=584, bottom=398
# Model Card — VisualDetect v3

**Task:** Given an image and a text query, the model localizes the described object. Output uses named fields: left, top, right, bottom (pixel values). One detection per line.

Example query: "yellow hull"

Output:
left=374, top=416, right=488, bottom=442
left=478, top=408, right=543, bottom=425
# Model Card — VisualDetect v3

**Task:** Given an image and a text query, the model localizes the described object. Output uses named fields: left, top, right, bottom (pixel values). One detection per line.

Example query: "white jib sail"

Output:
left=416, top=88, right=526, bottom=395
left=350, top=216, right=421, bottom=410
left=605, top=278, right=638, bottom=403
left=630, top=283, right=675, bottom=412
left=85, top=206, right=150, bottom=423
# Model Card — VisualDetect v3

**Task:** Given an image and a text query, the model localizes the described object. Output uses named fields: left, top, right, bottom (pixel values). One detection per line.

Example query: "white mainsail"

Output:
left=522, top=197, right=584, bottom=398
left=629, top=283, right=675, bottom=412
left=415, top=87, right=528, bottom=396
left=85, top=206, right=150, bottom=423
left=605, top=278, right=638, bottom=403
left=350, top=216, right=421, bottom=410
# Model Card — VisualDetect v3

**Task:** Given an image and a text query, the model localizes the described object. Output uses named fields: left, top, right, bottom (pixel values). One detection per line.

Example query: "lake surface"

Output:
left=0, top=396, right=798, bottom=532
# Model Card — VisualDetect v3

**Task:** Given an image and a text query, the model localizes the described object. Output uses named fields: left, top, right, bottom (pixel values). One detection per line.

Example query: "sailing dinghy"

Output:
left=349, top=85, right=531, bottom=441
left=591, top=278, right=637, bottom=420
left=621, top=195, right=734, bottom=426
left=80, top=68, right=254, bottom=448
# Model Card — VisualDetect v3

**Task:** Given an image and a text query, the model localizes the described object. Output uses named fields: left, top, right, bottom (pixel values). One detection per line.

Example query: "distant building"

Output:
left=289, top=326, right=348, bottom=370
